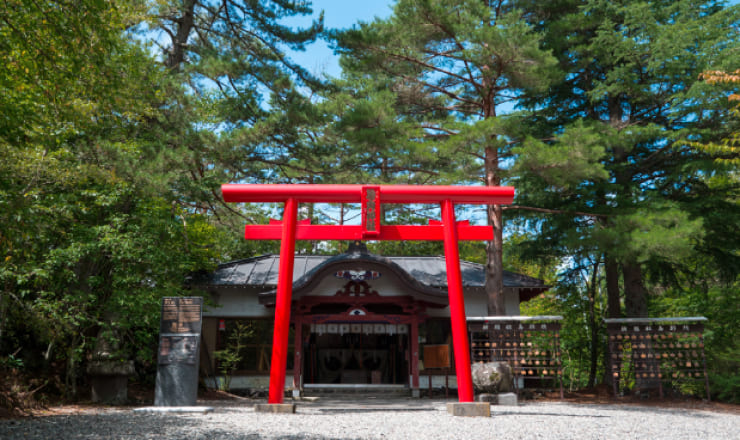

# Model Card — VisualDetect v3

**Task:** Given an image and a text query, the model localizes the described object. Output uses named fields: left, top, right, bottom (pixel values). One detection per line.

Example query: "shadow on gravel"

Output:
left=0, top=413, right=372, bottom=440
left=577, top=404, right=715, bottom=418
left=317, top=407, right=431, bottom=413
left=259, top=436, right=364, bottom=440
left=0, top=413, right=204, bottom=440
left=143, top=429, right=367, bottom=440
left=493, top=411, right=610, bottom=418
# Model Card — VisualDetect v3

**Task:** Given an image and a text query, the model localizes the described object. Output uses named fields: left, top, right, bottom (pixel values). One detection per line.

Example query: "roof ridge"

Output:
left=217, top=254, right=542, bottom=281
left=216, top=254, right=275, bottom=268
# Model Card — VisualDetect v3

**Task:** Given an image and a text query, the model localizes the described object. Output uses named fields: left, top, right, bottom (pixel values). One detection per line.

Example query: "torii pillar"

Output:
left=222, top=184, right=514, bottom=415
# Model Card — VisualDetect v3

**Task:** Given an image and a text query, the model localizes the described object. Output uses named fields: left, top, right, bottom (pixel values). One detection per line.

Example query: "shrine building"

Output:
left=193, top=242, right=548, bottom=397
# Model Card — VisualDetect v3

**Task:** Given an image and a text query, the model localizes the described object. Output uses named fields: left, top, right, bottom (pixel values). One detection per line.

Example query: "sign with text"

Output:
left=154, top=296, right=203, bottom=406
left=157, top=335, right=199, bottom=365
left=159, top=297, right=203, bottom=335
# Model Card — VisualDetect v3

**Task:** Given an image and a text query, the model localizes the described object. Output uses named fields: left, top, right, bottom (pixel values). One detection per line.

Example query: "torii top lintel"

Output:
left=221, top=184, right=515, bottom=205
left=222, top=184, right=515, bottom=241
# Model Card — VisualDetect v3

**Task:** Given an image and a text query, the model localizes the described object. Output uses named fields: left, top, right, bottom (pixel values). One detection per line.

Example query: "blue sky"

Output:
left=287, top=0, right=394, bottom=78
left=288, top=0, right=740, bottom=79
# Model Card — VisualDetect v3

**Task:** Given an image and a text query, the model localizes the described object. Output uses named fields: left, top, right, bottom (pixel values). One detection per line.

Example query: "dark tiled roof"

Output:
left=204, top=252, right=547, bottom=291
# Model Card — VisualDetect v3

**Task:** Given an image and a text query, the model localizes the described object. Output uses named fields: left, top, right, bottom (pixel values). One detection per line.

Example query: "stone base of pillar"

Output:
left=90, top=375, right=129, bottom=405
left=255, top=403, right=297, bottom=414
left=477, top=392, right=518, bottom=405
left=88, top=360, right=135, bottom=405
left=446, top=402, right=491, bottom=417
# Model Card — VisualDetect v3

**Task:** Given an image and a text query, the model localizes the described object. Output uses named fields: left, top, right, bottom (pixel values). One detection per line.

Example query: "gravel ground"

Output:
left=0, top=397, right=737, bottom=440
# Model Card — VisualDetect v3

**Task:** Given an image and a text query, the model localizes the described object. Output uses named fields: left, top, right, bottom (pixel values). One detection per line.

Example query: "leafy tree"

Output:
left=667, top=67, right=740, bottom=402
left=0, top=0, right=224, bottom=398
left=514, top=0, right=740, bottom=317
left=332, top=0, right=608, bottom=315
left=0, top=0, right=143, bottom=143
left=650, top=268, right=739, bottom=402
left=694, top=69, right=740, bottom=165
left=213, top=321, right=254, bottom=391
left=143, top=0, right=333, bottom=200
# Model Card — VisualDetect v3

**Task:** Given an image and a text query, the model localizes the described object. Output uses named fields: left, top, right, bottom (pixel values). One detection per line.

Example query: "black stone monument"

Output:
left=154, top=296, right=203, bottom=406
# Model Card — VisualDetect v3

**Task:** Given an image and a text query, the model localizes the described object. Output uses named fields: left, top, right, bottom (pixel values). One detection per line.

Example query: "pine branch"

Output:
left=504, top=205, right=608, bottom=219
left=369, top=45, right=478, bottom=89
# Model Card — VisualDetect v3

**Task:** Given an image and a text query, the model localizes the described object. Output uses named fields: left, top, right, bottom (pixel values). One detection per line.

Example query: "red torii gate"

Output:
left=221, top=184, right=515, bottom=405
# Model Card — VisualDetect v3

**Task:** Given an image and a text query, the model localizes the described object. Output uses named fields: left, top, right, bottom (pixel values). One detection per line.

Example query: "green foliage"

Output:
left=521, top=260, right=608, bottom=391
left=590, top=202, right=705, bottom=264
left=214, top=322, right=254, bottom=391
left=1, top=0, right=738, bottom=406
left=693, top=70, right=740, bottom=165
left=0, top=0, right=148, bottom=143
left=710, top=366, right=740, bottom=404
left=502, top=233, right=559, bottom=284
left=0, top=354, right=23, bottom=370
left=332, top=0, right=564, bottom=313
left=514, top=0, right=740, bottom=320
left=333, top=2, right=738, bottom=394
left=144, top=0, right=332, bottom=201
left=1, top=0, right=333, bottom=401
left=512, top=121, right=609, bottom=191
left=333, top=0, right=561, bottom=182
left=0, top=0, right=225, bottom=398
left=651, top=280, right=740, bottom=403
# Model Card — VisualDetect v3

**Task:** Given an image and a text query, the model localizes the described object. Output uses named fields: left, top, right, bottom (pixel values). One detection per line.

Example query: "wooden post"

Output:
left=293, top=319, right=302, bottom=395
left=441, top=200, right=474, bottom=402
left=410, top=318, right=420, bottom=392
left=268, top=198, right=298, bottom=404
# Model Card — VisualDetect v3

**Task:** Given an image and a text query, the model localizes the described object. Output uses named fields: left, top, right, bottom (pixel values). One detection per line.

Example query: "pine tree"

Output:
left=145, top=0, right=329, bottom=196
left=332, top=0, right=602, bottom=315
left=515, top=0, right=740, bottom=316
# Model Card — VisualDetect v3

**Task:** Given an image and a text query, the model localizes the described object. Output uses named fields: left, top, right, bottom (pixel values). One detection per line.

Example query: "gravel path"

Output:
left=0, top=398, right=737, bottom=440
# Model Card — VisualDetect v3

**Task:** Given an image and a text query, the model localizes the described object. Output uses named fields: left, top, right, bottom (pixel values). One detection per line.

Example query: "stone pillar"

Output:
left=87, top=327, right=134, bottom=405
left=88, top=360, right=135, bottom=405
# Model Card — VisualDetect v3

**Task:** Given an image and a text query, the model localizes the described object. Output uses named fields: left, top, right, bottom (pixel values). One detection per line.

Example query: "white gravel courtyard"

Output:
left=0, top=397, right=737, bottom=440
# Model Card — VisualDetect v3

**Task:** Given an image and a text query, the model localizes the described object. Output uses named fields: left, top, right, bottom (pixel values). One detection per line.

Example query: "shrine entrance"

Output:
left=255, top=250, right=451, bottom=391
left=298, top=297, right=413, bottom=387
left=222, top=183, right=515, bottom=404
left=304, top=325, right=408, bottom=386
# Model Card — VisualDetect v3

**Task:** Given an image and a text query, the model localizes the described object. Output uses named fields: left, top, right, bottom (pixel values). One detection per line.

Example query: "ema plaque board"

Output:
left=154, top=297, right=202, bottom=406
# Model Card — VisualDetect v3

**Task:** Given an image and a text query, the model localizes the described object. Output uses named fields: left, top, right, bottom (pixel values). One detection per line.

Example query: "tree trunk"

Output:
left=608, top=93, right=649, bottom=316
left=623, top=262, right=648, bottom=317
left=485, top=205, right=505, bottom=316
left=602, top=254, right=620, bottom=389
left=484, top=146, right=505, bottom=316
left=587, top=260, right=599, bottom=388
left=0, top=290, right=6, bottom=353
left=166, top=0, right=197, bottom=70
left=66, top=336, right=79, bottom=399
left=605, top=255, right=621, bottom=318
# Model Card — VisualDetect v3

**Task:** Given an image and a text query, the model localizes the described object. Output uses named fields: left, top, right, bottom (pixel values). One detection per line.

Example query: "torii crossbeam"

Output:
left=222, top=184, right=515, bottom=404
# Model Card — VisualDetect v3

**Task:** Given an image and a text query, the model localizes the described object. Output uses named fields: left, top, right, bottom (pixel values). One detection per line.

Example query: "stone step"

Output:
left=301, top=384, right=411, bottom=397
